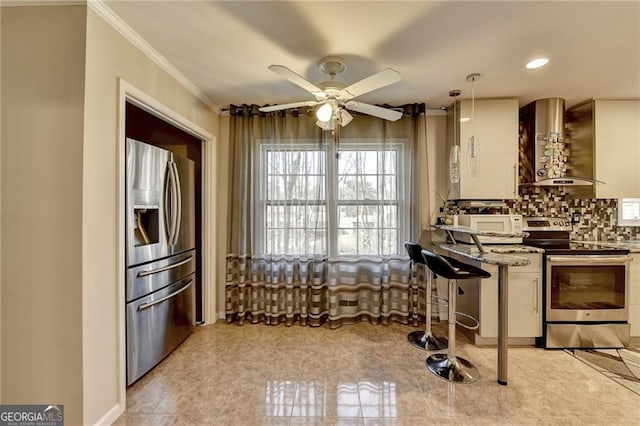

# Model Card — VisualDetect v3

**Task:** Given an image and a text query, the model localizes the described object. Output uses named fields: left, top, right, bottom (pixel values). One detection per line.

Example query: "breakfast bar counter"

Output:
left=431, top=224, right=531, bottom=385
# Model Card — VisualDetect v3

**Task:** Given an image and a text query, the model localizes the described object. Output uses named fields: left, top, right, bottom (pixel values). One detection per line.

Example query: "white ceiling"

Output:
left=103, top=1, right=640, bottom=111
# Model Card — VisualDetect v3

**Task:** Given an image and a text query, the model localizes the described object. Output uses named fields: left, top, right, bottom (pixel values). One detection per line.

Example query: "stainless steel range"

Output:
left=522, top=217, right=632, bottom=349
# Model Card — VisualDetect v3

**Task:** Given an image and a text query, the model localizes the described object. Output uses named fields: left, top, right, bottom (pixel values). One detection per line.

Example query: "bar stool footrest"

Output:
left=426, top=353, right=479, bottom=383
left=407, top=330, right=448, bottom=351
left=455, top=311, right=480, bottom=330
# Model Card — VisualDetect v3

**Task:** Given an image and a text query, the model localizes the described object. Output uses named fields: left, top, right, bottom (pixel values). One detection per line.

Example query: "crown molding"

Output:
left=3, top=0, right=218, bottom=112
left=87, top=0, right=217, bottom=111
left=86, top=0, right=218, bottom=111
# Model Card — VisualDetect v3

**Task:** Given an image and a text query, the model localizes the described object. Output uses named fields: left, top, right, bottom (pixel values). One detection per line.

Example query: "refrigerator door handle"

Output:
left=164, top=162, right=174, bottom=243
left=171, top=162, right=182, bottom=245
left=136, top=255, right=194, bottom=277
left=137, top=279, right=193, bottom=311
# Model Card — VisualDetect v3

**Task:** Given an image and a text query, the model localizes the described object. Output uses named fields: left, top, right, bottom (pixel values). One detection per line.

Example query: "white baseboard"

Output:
left=93, top=403, right=123, bottom=426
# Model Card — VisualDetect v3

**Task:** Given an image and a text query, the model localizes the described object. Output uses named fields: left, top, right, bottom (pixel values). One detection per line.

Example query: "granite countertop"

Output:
left=433, top=224, right=529, bottom=238
left=432, top=242, right=532, bottom=266
left=578, top=240, right=640, bottom=253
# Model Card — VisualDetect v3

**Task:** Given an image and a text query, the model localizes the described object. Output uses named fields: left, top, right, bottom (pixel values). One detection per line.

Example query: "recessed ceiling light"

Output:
left=526, top=58, right=549, bottom=69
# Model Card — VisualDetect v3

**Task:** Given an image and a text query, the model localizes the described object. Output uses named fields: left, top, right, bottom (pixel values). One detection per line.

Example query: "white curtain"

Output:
left=225, top=104, right=430, bottom=327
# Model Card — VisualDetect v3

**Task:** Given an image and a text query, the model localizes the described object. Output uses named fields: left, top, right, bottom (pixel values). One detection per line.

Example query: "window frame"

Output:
left=257, top=139, right=410, bottom=256
left=618, top=198, right=640, bottom=227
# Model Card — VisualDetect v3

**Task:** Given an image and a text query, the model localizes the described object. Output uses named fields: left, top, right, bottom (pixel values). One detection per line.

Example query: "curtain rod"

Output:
left=219, top=104, right=446, bottom=113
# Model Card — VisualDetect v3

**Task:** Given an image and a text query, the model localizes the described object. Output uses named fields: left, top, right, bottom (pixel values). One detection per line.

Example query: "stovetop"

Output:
left=523, top=240, right=630, bottom=256
left=522, top=217, right=630, bottom=255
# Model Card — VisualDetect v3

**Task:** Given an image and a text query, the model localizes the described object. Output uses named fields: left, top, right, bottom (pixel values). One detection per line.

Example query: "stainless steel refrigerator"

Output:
left=125, top=138, right=196, bottom=386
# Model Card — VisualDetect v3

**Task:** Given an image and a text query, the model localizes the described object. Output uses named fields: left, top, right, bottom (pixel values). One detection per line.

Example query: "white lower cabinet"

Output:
left=630, top=254, right=640, bottom=337
left=434, top=250, right=542, bottom=345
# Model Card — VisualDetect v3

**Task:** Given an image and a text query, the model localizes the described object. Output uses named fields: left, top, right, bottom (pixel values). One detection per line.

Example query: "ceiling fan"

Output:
left=259, top=56, right=403, bottom=130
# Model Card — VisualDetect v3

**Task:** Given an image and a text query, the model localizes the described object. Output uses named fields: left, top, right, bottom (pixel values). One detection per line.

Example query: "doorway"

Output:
left=125, top=101, right=204, bottom=323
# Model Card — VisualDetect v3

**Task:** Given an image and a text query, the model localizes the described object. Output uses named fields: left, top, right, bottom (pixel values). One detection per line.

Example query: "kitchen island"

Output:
left=432, top=224, right=530, bottom=385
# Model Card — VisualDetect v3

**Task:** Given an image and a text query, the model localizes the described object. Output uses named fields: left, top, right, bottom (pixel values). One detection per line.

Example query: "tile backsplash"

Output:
left=503, top=186, right=638, bottom=241
left=453, top=186, right=638, bottom=242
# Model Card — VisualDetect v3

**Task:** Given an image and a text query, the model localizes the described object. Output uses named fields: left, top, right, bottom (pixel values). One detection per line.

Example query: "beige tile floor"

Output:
left=114, top=322, right=640, bottom=425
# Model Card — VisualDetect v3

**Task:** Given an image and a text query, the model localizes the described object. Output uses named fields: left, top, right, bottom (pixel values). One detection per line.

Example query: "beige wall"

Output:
left=1, top=5, right=86, bottom=424
left=1, top=4, right=218, bottom=424
left=82, top=7, right=217, bottom=424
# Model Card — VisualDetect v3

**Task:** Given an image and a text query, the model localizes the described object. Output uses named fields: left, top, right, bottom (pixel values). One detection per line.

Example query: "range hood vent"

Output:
left=519, top=98, right=599, bottom=187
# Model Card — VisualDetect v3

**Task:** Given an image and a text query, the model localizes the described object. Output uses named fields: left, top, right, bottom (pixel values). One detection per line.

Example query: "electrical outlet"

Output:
left=571, top=212, right=581, bottom=224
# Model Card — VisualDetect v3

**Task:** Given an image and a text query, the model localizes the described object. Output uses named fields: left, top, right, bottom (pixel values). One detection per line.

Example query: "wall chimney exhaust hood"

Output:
left=519, top=98, right=601, bottom=187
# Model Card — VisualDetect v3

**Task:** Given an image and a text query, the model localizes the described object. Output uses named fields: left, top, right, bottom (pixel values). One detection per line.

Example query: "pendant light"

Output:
left=449, top=89, right=461, bottom=184
left=466, top=73, right=481, bottom=179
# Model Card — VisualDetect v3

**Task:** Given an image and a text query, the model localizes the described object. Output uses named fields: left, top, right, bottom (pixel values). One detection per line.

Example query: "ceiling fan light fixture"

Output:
left=339, top=108, right=353, bottom=126
left=316, top=103, right=333, bottom=122
left=316, top=119, right=334, bottom=131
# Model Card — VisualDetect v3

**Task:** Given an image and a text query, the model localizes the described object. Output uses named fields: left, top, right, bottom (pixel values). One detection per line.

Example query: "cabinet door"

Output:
left=595, top=100, right=640, bottom=198
left=508, top=272, right=542, bottom=337
left=449, top=99, right=519, bottom=200
left=478, top=267, right=542, bottom=338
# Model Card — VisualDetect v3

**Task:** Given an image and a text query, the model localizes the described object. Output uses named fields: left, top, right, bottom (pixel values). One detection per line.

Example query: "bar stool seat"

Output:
left=404, top=242, right=448, bottom=351
left=421, top=249, right=491, bottom=384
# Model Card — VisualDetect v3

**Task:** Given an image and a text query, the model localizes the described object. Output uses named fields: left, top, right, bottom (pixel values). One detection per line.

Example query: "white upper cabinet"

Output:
left=595, top=100, right=640, bottom=198
left=567, top=99, right=640, bottom=199
left=447, top=99, right=519, bottom=200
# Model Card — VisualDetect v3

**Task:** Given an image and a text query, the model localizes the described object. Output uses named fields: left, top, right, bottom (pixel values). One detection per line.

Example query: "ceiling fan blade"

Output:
left=268, top=65, right=325, bottom=97
left=345, top=101, right=403, bottom=121
left=259, top=100, right=321, bottom=112
left=339, top=68, right=401, bottom=100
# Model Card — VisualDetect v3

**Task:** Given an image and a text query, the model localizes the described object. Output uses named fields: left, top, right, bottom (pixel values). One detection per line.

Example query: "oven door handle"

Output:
left=546, top=255, right=632, bottom=264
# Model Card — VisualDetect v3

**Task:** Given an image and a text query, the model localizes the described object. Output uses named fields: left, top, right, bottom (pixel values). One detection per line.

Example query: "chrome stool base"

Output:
left=426, top=353, right=479, bottom=384
left=407, top=330, right=448, bottom=351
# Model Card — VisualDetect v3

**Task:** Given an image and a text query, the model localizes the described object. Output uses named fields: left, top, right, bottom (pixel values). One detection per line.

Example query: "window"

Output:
left=618, top=198, right=640, bottom=227
left=259, top=140, right=409, bottom=256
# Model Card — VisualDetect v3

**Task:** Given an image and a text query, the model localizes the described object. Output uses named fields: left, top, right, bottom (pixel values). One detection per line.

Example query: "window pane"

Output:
left=266, top=205, right=287, bottom=228
left=378, top=176, right=397, bottom=200
left=338, top=205, right=357, bottom=228
left=338, top=151, right=357, bottom=175
left=358, top=176, right=378, bottom=200
left=307, top=205, right=326, bottom=228
left=266, top=229, right=284, bottom=254
left=337, top=229, right=357, bottom=255
left=306, top=151, right=325, bottom=174
left=338, top=175, right=358, bottom=200
left=358, top=151, right=378, bottom=174
left=380, top=151, right=397, bottom=174
left=307, top=175, right=325, bottom=200
left=307, top=230, right=326, bottom=254
left=267, top=151, right=285, bottom=175
left=285, top=151, right=305, bottom=175
left=382, top=229, right=397, bottom=255
left=381, top=205, right=398, bottom=228
left=286, top=175, right=306, bottom=199
left=358, top=205, right=378, bottom=228
left=267, top=176, right=286, bottom=200
left=358, top=229, right=379, bottom=255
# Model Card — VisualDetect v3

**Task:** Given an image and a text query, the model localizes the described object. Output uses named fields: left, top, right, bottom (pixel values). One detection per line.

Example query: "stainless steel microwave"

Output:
left=455, top=214, right=524, bottom=244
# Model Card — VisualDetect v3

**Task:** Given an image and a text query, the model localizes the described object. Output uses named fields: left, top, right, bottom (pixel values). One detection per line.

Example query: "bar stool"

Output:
left=421, top=249, right=491, bottom=384
left=404, top=242, right=448, bottom=351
